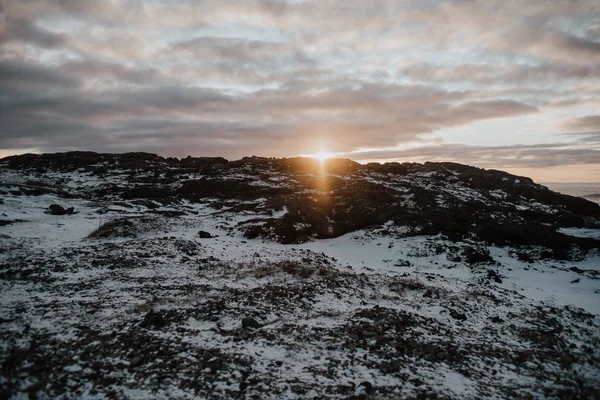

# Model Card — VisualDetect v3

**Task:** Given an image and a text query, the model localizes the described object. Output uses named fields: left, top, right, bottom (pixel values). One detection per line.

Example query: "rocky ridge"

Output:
left=2, top=151, right=599, bottom=256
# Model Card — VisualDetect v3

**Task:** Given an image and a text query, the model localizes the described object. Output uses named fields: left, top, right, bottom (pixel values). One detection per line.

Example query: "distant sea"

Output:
left=544, top=183, right=600, bottom=205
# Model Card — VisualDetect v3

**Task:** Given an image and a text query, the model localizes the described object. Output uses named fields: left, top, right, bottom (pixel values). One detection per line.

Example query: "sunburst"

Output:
left=311, top=151, right=336, bottom=161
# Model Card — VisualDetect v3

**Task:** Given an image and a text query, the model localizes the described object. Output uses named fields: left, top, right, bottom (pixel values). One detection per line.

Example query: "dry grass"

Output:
left=87, top=218, right=136, bottom=239
left=253, top=260, right=317, bottom=279
left=388, top=276, right=427, bottom=294
left=466, top=287, right=498, bottom=301
left=388, top=276, right=452, bottom=299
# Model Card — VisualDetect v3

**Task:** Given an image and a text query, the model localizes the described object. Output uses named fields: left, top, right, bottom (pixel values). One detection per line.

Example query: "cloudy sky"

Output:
left=1, top=0, right=599, bottom=181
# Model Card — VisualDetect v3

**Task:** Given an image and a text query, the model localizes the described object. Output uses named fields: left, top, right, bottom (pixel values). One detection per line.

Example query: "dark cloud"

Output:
left=571, top=133, right=600, bottom=144
left=0, top=85, right=235, bottom=125
left=561, top=115, right=600, bottom=145
left=449, top=100, right=538, bottom=122
left=0, top=71, right=539, bottom=156
left=0, top=59, right=79, bottom=88
left=556, top=34, right=600, bottom=60
left=563, top=115, right=600, bottom=132
left=0, top=17, right=67, bottom=48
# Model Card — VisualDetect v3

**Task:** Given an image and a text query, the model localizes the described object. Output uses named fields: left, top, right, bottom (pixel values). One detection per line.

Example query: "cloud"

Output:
left=0, top=0, right=598, bottom=174
left=0, top=71, right=540, bottom=157
left=561, top=115, right=600, bottom=144
left=563, top=115, right=600, bottom=132
left=0, top=17, right=67, bottom=48
left=588, top=24, right=600, bottom=39
left=165, top=36, right=315, bottom=84
left=170, top=36, right=313, bottom=65
left=347, top=143, right=600, bottom=169
left=0, top=59, right=79, bottom=88
left=402, top=63, right=600, bottom=85
left=61, top=59, right=162, bottom=86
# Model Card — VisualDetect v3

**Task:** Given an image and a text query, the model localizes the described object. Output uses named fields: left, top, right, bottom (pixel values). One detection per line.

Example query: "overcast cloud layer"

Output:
left=1, top=0, right=599, bottom=180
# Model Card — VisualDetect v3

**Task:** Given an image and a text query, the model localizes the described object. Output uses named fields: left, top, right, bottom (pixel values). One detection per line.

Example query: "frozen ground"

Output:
left=1, top=155, right=600, bottom=399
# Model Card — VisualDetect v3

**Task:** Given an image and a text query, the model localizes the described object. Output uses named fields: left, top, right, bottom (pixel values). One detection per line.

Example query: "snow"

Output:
left=490, top=248, right=600, bottom=315
left=559, top=227, right=600, bottom=240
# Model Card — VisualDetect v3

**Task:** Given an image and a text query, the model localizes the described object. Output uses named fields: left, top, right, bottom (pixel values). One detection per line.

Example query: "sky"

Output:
left=1, top=0, right=599, bottom=182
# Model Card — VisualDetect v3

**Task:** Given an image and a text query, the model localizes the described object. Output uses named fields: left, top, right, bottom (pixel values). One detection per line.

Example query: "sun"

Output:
left=311, top=151, right=336, bottom=161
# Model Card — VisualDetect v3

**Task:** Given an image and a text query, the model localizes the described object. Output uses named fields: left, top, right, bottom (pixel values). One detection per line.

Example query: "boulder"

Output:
left=449, top=310, right=467, bottom=321
left=198, top=230, right=213, bottom=239
left=48, top=204, right=68, bottom=215
left=241, top=317, right=260, bottom=329
left=139, top=311, right=166, bottom=329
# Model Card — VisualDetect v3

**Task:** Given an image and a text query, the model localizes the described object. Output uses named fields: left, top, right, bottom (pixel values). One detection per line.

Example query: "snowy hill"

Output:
left=1, top=152, right=599, bottom=399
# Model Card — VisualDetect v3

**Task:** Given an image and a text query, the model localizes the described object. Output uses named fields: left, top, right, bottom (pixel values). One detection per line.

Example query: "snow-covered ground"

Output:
left=2, top=192, right=599, bottom=399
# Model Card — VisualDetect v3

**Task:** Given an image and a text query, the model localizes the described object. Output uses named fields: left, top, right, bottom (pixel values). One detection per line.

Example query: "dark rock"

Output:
left=140, top=311, right=166, bottom=329
left=180, top=156, right=229, bottom=168
left=394, top=259, right=411, bottom=267
left=129, top=356, right=143, bottom=367
left=489, top=316, right=504, bottom=323
left=356, top=381, right=373, bottom=394
left=198, top=230, right=213, bottom=239
left=449, top=310, right=467, bottom=321
left=243, top=225, right=266, bottom=239
left=516, top=252, right=534, bottom=263
left=65, top=207, right=74, bottom=215
left=290, top=385, right=305, bottom=395
left=409, top=378, right=425, bottom=387
left=0, top=220, right=22, bottom=227
left=241, top=317, right=260, bottom=329
left=247, top=377, right=262, bottom=386
left=379, top=360, right=396, bottom=373
left=463, top=247, right=493, bottom=264
left=297, top=175, right=347, bottom=191
left=487, top=269, right=503, bottom=283
left=48, top=204, right=68, bottom=215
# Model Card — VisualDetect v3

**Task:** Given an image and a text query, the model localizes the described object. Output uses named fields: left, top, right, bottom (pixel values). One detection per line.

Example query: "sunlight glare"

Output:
left=311, top=151, right=336, bottom=161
